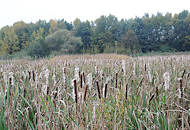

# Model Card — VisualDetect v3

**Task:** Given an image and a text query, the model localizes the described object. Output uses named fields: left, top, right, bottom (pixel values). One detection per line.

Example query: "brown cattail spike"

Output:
left=74, top=80, right=78, bottom=103
left=115, top=73, right=118, bottom=88
left=156, top=86, right=158, bottom=98
left=149, top=94, right=155, bottom=104
left=96, top=81, right=101, bottom=99
left=83, top=72, right=85, bottom=84
left=179, top=79, right=183, bottom=100
left=83, top=85, right=88, bottom=101
left=32, top=71, right=35, bottom=82
left=80, top=74, right=83, bottom=88
left=28, top=71, right=31, bottom=80
left=181, top=69, right=186, bottom=78
left=104, top=83, right=108, bottom=98
left=125, top=83, right=128, bottom=101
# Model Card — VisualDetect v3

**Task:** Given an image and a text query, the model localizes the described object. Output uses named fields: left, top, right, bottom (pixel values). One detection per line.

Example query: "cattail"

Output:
left=148, top=70, right=152, bottom=83
left=62, top=67, right=66, bottom=84
left=133, top=62, right=136, bottom=75
left=103, top=83, right=108, bottom=98
left=87, top=73, right=93, bottom=90
left=82, top=72, right=86, bottom=84
left=28, top=71, right=31, bottom=81
left=178, top=78, right=183, bottom=99
left=83, top=85, right=88, bottom=102
left=156, top=86, right=158, bottom=98
left=95, top=66, right=97, bottom=73
left=122, top=60, right=126, bottom=76
left=44, top=68, right=50, bottom=85
left=96, top=81, right=101, bottom=99
left=181, top=69, right=186, bottom=78
left=144, top=64, right=147, bottom=71
left=71, top=80, right=75, bottom=101
left=163, top=72, right=170, bottom=91
left=9, top=72, right=14, bottom=87
left=32, top=70, right=35, bottom=82
left=149, top=94, right=155, bottom=104
left=80, top=74, right=83, bottom=88
left=115, top=73, right=118, bottom=88
left=74, top=79, right=78, bottom=103
left=125, top=83, right=128, bottom=101
left=74, top=67, right=80, bottom=82
left=44, top=68, right=50, bottom=97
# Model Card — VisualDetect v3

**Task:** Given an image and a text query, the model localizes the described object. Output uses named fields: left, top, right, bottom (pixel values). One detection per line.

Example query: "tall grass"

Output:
left=0, top=54, right=189, bottom=129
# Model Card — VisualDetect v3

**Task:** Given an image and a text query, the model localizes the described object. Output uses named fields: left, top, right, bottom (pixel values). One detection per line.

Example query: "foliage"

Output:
left=28, top=29, right=82, bottom=58
left=0, top=10, right=190, bottom=57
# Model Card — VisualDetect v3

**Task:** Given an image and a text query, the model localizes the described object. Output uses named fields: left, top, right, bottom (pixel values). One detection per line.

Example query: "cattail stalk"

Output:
left=179, top=77, right=184, bottom=130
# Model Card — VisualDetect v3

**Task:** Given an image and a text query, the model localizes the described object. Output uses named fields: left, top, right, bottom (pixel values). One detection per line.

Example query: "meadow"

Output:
left=0, top=54, right=189, bottom=129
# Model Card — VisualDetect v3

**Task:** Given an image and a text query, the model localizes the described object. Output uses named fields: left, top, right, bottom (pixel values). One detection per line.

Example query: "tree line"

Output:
left=0, top=10, right=190, bottom=58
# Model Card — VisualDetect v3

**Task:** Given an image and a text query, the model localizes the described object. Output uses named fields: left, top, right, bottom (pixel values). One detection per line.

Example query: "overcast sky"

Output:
left=0, top=0, right=189, bottom=28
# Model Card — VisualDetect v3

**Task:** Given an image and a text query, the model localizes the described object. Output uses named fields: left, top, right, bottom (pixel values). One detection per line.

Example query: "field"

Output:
left=0, top=54, right=190, bottom=129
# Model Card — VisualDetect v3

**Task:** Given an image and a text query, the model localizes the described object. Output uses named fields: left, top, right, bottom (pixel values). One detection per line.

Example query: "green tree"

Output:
left=49, top=19, right=58, bottom=34
left=121, top=30, right=141, bottom=54
left=74, top=21, right=93, bottom=52
left=178, top=10, right=189, bottom=20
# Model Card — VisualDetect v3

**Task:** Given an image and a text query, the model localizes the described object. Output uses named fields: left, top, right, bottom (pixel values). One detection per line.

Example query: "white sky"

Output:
left=0, top=0, right=190, bottom=28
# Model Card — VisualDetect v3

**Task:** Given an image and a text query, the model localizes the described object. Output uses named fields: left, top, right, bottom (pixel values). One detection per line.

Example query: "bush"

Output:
left=27, top=29, right=82, bottom=58
left=27, top=39, right=50, bottom=58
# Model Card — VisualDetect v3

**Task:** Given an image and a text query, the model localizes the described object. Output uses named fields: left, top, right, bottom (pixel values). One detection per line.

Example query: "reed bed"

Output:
left=0, top=54, right=190, bottom=129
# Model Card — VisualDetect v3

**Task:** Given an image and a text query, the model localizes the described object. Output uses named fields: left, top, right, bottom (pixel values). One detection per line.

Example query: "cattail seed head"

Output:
left=62, top=67, right=66, bottom=84
left=148, top=70, right=152, bottom=83
left=87, top=73, right=93, bottom=90
left=74, top=67, right=80, bottom=82
left=163, top=72, right=170, bottom=91
left=9, top=72, right=14, bottom=87
left=122, top=60, right=126, bottom=76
